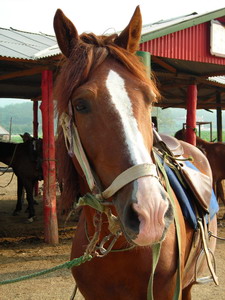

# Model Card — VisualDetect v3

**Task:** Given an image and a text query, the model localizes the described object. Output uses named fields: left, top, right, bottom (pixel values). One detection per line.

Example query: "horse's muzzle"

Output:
left=113, top=177, right=174, bottom=246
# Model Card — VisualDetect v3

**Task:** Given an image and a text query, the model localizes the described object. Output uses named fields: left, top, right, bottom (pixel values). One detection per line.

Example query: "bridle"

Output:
left=59, top=101, right=161, bottom=252
left=59, top=104, right=159, bottom=203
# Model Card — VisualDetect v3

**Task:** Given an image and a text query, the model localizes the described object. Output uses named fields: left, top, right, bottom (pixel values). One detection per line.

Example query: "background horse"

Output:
left=54, top=7, right=217, bottom=299
left=0, top=139, right=43, bottom=222
left=175, top=129, right=225, bottom=206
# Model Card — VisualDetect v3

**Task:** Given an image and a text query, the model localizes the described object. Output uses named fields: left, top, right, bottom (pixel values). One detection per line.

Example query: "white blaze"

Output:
left=106, top=70, right=151, bottom=165
left=106, top=69, right=169, bottom=246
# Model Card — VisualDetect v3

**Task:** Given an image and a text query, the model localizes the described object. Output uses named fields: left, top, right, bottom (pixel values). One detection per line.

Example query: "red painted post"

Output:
left=40, top=70, right=59, bottom=244
left=186, top=84, right=197, bottom=146
left=33, top=100, right=39, bottom=196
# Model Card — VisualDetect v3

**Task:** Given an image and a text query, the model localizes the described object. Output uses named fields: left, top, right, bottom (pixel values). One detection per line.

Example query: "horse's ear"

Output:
left=115, top=6, right=142, bottom=53
left=53, top=9, right=79, bottom=58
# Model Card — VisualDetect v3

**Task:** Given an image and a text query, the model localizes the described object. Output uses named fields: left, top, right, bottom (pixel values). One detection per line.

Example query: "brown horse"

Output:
left=175, top=129, right=225, bottom=206
left=54, top=7, right=217, bottom=299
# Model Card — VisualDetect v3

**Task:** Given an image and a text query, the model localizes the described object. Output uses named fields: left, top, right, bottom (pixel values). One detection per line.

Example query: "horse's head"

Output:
left=54, top=6, right=173, bottom=247
left=175, top=129, right=186, bottom=141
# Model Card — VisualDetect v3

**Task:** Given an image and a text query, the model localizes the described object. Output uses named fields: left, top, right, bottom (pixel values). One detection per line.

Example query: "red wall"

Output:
left=140, top=21, right=225, bottom=65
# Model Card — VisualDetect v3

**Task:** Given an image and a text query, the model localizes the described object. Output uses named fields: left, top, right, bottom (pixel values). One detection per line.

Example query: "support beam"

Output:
left=216, top=92, right=222, bottom=142
left=40, top=70, right=59, bottom=245
left=186, top=84, right=197, bottom=146
left=33, top=100, right=39, bottom=196
left=0, top=66, right=47, bottom=81
left=151, top=56, right=177, bottom=73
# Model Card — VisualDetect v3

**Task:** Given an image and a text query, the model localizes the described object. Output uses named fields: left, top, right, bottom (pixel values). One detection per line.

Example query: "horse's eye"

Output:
left=74, top=99, right=90, bottom=113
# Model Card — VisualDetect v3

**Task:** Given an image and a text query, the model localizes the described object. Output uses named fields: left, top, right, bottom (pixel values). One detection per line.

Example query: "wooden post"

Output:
left=186, top=84, right=197, bottom=146
left=216, top=92, right=222, bottom=142
left=40, top=70, right=59, bottom=245
left=33, top=100, right=39, bottom=196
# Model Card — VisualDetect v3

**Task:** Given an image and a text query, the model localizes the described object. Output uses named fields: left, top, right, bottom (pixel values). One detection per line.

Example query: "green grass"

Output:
left=8, top=131, right=224, bottom=144
left=10, top=135, right=23, bottom=143
left=199, top=131, right=225, bottom=142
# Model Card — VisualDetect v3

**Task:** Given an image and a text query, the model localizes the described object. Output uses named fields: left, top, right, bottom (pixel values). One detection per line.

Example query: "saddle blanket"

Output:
left=164, top=160, right=219, bottom=229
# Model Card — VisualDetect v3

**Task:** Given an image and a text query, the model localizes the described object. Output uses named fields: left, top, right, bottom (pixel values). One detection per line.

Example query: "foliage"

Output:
left=0, top=102, right=42, bottom=135
left=1, top=102, right=224, bottom=142
left=152, top=107, right=225, bottom=142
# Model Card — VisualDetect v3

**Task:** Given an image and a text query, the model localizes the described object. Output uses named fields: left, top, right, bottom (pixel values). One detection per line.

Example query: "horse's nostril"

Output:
left=124, top=204, right=140, bottom=234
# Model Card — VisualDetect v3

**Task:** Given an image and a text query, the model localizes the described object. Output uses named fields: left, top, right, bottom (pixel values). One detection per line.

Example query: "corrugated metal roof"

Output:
left=0, top=27, right=57, bottom=60
left=141, top=7, right=225, bottom=42
left=209, top=76, right=225, bottom=85
left=1, top=8, right=224, bottom=61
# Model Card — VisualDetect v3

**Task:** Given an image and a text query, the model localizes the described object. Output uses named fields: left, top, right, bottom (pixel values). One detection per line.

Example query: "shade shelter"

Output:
left=140, top=8, right=225, bottom=143
left=0, top=27, right=60, bottom=244
left=1, top=7, right=225, bottom=244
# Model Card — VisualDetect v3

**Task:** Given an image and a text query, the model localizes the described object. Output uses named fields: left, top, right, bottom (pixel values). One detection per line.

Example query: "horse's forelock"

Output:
left=56, top=32, right=159, bottom=114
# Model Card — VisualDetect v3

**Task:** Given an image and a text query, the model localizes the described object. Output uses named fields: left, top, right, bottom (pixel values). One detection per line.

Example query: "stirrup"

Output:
left=195, top=219, right=219, bottom=285
left=195, top=248, right=217, bottom=284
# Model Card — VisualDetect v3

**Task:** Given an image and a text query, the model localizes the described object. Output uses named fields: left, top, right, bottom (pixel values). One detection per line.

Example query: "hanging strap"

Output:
left=197, top=219, right=219, bottom=285
left=60, top=112, right=96, bottom=192
left=154, top=151, right=182, bottom=300
left=147, top=242, right=162, bottom=300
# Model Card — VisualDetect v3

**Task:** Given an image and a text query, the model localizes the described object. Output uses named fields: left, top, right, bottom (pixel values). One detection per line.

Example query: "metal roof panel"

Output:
left=0, top=27, right=57, bottom=60
left=141, top=7, right=225, bottom=42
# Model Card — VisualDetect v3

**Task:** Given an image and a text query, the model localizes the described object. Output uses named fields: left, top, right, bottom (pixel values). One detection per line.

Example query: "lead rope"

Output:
left=60, top=112, right=180, bottom=299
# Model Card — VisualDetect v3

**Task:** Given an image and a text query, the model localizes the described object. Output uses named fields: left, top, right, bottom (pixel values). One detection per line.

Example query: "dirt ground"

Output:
left=0, top=163, right=225, bottom=300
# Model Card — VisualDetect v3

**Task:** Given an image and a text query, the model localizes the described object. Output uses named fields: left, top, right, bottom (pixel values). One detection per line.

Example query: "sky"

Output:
left=0, top=0, right=225, bottom=106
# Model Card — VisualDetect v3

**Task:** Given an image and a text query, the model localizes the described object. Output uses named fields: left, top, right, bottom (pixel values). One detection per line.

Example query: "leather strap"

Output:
left=154, top=151, right=182, bottom=300
left=60, top=112, right=159, bottom=199
left=101, top=163, right=158, bottom=199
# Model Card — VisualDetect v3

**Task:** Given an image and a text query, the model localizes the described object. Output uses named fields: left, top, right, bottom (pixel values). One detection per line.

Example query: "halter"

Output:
left=59, top=106, right=182, bottom=300
left=59, top=110, right=159, bottom=200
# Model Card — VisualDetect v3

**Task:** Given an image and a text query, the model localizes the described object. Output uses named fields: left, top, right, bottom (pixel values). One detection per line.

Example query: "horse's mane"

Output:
left=55, top=32, right=160, bottom=211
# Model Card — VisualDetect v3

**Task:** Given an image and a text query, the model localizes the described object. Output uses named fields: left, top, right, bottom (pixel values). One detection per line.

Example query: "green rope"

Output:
left=147, top=243, right=162, bottom=300
left=154, top=152, right=182, bottom=300
left=76, top=193, right=105, bottom=213
left=0, top=254, right=92, bottom=285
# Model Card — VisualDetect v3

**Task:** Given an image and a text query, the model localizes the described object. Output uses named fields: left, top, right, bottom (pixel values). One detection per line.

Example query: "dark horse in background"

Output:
left=54, top=6, right=217, bottom=299
left=175, top=129, right=225, bottom=206
left=0, top=139, right=43, bottom=222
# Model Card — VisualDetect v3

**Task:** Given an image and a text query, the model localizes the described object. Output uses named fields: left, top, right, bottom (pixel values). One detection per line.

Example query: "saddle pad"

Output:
left=164, top=160, right=219, bottom=229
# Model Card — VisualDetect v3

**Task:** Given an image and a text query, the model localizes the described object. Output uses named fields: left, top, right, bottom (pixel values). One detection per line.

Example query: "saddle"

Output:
left=153, top=129, right=219, bottom=285
left=153, top=129, right=214, bottom=220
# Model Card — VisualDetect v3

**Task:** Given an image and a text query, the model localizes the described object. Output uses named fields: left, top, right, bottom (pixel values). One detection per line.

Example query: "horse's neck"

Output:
left=196, top=138, right=212, bottom=151
left=0, top=143, right=17, bottom=166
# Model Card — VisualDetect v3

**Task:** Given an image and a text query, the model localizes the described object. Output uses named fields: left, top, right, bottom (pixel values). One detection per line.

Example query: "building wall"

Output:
left=140, top=22, right=225, bottom=65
